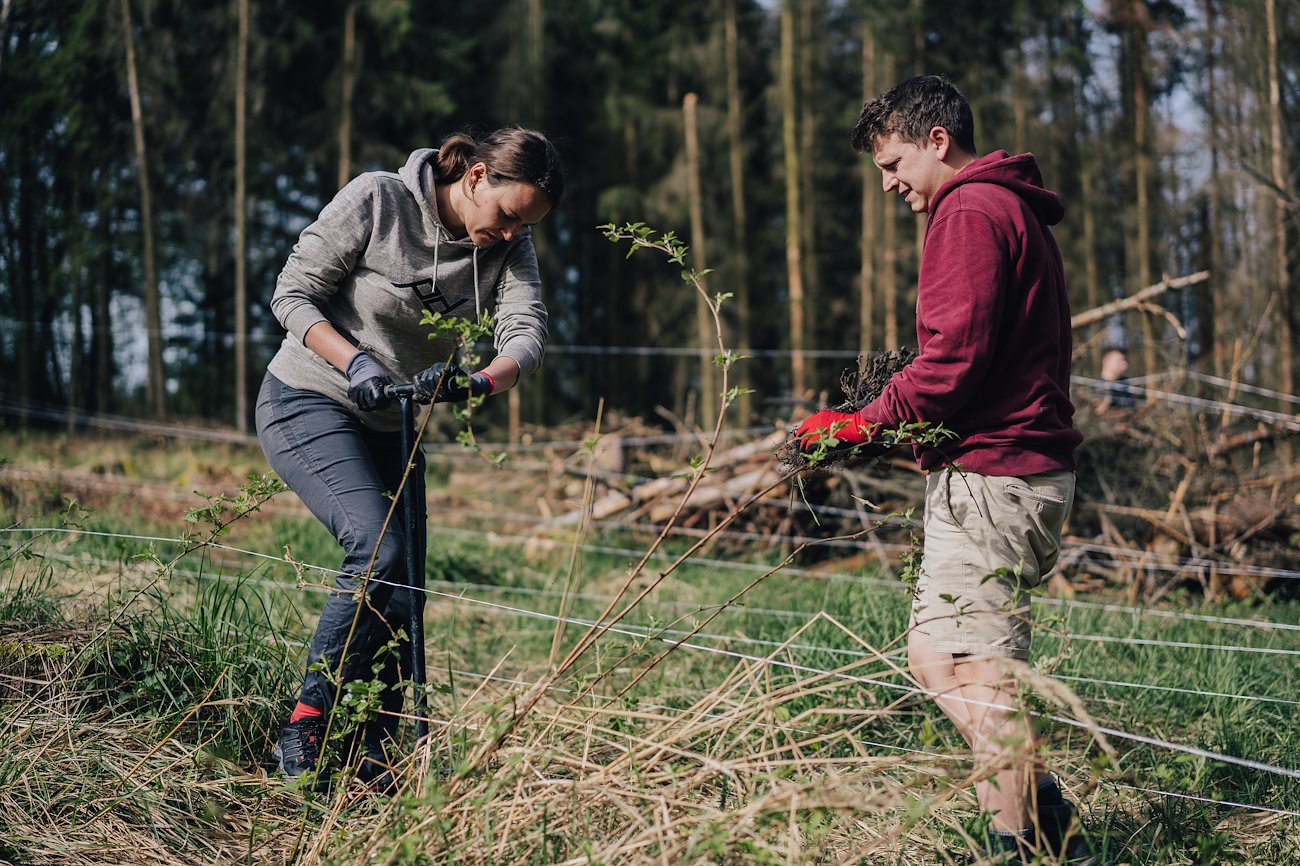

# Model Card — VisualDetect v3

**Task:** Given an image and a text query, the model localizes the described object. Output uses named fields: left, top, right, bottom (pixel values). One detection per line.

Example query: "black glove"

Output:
left=345, top=351, right=394, bottom=411
left=413, top=362, right=493, bottom=404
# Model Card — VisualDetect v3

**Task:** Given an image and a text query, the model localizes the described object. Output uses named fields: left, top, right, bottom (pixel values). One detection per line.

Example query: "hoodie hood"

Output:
left=932, top=150, right=1065, bottom=226
left=399, top=147, right=473, bottom=244
left=398, top=147, right=485, bottom=319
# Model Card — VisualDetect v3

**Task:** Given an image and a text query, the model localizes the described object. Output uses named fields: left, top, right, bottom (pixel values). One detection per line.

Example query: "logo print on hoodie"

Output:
left=393, top=278, right=469, bottom=316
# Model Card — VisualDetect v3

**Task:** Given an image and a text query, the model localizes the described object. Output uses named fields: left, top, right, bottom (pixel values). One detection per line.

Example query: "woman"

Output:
left=256, top=127, right=563, bottom=784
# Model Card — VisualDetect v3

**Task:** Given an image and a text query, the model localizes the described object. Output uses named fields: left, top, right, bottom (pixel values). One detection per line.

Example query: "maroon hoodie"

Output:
left=858, top=150, right=1082, bottom=475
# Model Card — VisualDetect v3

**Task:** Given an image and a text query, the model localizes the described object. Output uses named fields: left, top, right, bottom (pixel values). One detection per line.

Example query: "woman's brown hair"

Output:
left=434, top=127, right=564, bottom=207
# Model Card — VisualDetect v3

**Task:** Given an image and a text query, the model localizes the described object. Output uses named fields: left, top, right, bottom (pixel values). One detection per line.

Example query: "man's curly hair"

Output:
left=851, top=75, right=976, bottom=155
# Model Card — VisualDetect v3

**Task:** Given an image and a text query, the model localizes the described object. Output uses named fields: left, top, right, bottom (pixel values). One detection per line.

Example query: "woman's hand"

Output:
left=345, top=351, right=394, bottom=411
left=413, top=362, right=493, bottom=404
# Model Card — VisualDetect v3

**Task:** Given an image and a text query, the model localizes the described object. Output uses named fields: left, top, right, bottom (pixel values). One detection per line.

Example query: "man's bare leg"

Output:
left=908, top=629, right=1045, bottom=833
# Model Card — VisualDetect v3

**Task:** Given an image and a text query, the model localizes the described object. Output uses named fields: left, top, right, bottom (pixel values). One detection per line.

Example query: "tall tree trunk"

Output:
left=683, top=92, right=715, bottom=425
left=234, top=0, right=249, bottom=432
left=911, top=0, right=924, bottom=283
left=1074, top=49, right=1102, bottom=362
left=0, top=0, right=12, bottom=77
left=798, top=0, right=819, bottom=356
left=881, top=50, right=898, bottom=351
left=859, top=14, right=876, bottom=357
left=512, top=0, right=545, bottom=439
left=68, top=178, right=84, bottom=433
left=780, top=0, right=806, bottom=397
left=527, top=0, right=543, bottom=126
left=119, top=0, right=164, bottom=418
left=723, top=0, right=751, bottom=424
left=1202, top=0, right=1222, bottom=375
left=1266, top=0, right=1293, bottom=402
left=16, top=136, right=33, bottom=426
left=624, top=114, right=654, bottom=400
left=1012, top=29, right=1027, bottom=154
left=95, top=192, right=114, bottom=415
left=1127, top=0, right=1157, bottom=379
left=338, top=2, right=356, bottom=191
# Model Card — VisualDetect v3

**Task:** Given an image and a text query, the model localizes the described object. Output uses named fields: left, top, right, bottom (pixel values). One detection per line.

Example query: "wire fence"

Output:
left=3, top=352, right=1298, bottom=824
left=6, top=525, right=1299, bottom=803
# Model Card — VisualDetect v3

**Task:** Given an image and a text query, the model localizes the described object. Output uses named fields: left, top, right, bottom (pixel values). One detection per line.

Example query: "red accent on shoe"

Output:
left=290, top=701, right=324, bottom=723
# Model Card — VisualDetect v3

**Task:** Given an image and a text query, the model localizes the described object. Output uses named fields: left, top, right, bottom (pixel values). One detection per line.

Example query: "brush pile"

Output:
left=511, top=355, right=1299, bottom=600
left=1065, top=380, right=1300, bottom=600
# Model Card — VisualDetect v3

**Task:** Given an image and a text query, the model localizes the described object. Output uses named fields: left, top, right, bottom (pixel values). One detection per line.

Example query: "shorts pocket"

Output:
left=927, top=470, right=966, bottom=530
left=1004, top=481, right=1066, bottom=515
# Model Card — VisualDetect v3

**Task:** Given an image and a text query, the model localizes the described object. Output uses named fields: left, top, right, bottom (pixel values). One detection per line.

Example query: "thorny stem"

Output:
left=456, top=223, right=751, bottom=779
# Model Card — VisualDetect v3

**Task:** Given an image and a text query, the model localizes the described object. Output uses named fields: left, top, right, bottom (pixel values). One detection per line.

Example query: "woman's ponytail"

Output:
left=433, top=132, right=477, bottom=184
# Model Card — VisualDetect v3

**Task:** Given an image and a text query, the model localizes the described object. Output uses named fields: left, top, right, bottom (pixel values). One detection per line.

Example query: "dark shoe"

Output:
left=273, top=715, right=325, bottom=778
left=1038, top=797, right=1103, bottom=865
left=982, top=830, right=1030, bottom=864
left=356, top=756, right=399, bottom=796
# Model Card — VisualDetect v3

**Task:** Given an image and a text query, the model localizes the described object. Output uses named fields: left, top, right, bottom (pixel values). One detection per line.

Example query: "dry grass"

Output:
left=0, top=592, right=1119, bottom=866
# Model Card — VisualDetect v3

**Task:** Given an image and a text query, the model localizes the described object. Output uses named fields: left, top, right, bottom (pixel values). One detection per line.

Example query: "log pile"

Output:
left=531, top=418, right=925, bottom=560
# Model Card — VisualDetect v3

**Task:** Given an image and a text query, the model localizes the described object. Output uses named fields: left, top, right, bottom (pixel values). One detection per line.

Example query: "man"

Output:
left=794, top=76, right=1100, bottom=865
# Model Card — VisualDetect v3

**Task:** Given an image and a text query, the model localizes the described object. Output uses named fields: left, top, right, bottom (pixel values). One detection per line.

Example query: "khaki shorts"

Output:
left=910, top=469, right=1075, bottom=659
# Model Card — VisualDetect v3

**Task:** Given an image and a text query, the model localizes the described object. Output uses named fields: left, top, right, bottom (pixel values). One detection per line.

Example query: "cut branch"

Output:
left=1070, top=270, right=1209, bottom=329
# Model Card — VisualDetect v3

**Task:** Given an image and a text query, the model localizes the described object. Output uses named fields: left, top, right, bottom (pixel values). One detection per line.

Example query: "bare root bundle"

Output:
left=774, top=349, right=918, bottom=476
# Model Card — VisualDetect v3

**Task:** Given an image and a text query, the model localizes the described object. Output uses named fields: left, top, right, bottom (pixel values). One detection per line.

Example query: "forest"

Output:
left=2, top=0, right=1296, bottom=436
left=3, top=4, right=1300, bottom=864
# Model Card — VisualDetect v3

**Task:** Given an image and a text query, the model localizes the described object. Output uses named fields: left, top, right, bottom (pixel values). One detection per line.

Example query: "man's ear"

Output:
left=929, top=126, right=953, bottom=161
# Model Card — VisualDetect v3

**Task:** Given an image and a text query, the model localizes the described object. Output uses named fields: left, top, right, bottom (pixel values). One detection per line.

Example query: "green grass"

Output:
left=1, top=431, right=1298, bottom=865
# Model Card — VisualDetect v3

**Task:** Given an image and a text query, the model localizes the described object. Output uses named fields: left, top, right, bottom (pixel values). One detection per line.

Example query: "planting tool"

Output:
left=385, top=382, right=429, bottom=743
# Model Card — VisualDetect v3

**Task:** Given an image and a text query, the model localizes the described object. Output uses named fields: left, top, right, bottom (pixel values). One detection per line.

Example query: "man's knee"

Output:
left=907, top=629, right=943, bottom=690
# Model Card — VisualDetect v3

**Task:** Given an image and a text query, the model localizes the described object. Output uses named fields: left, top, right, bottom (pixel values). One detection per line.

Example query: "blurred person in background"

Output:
left=1097, top=345, right=1137, bottom=411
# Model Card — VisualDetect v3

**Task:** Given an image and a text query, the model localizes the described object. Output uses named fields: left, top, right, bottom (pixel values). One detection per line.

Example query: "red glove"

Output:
left=794, top=409, right=877, bottom=452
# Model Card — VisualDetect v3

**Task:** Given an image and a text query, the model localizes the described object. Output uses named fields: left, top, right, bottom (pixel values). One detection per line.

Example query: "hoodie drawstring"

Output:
left=472, top=247, right=481, bottom=321
left=432, top=224, right=441, bottom=290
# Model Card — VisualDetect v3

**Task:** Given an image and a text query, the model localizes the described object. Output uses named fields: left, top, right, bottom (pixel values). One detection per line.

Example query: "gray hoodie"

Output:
left=266, top=149, right=548, bottom=430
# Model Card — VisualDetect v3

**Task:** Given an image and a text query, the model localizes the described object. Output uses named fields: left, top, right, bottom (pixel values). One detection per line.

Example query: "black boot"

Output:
left=1035, top=779, right=1104, bottom=865
left=981, top=829, right=1032, bottom=864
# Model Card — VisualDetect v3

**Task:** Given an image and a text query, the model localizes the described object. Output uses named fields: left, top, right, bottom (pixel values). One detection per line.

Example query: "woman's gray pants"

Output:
left=255, top=373, right=423, bottom=720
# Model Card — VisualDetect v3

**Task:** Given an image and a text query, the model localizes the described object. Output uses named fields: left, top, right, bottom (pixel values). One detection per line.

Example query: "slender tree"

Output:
left=234, top=0, right=250, bottom=431
left=1265, top=0, right=1293, bottom=401
left=338, top=2, right=356, bottom=191
left=781, top=0, right=806, bottom=396
left=0, top=0, right=12, bottom=78
left=15, top=130, right=33, bottom=425
left=67, top=177, right=85, bottom=432
left=798, top=0, right=820, bottom=342
left=119, top=0, right=164, bottom=418
left=881, top=48, right=898, bottom=351
left=1201, top=0, right=1223, bottom=375
left=858, top=9, right=876, bottom=357
left=683, top=92, right=715, bottom=424
left=94, top=185, right=115, bottom=416
left=723, top=0, right=752, bottom=424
